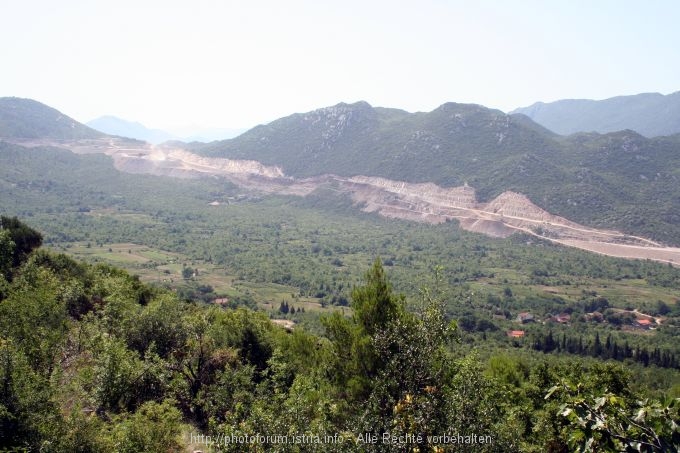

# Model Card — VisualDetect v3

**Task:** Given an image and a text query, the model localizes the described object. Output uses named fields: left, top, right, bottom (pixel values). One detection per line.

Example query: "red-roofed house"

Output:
left=507, top=330, right=525, bottom=338
left=635, top=318, right=653, bottom=329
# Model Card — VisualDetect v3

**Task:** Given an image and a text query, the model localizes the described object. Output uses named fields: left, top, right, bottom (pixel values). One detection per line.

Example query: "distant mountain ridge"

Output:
left=512, top=91, right=680, bottom=137
left=0, top=97, right=103, bottom=140
left=87, top=115, right=175, bottom=144
left=87, top=115, right=246, bottom=144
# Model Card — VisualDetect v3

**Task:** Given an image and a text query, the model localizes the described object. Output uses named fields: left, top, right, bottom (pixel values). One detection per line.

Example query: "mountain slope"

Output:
left=512, top=91, right=680, bottom=137
left=197, top=101, right=680, bottom=243
left=3, top=97, right=680, bottom=245
left=0, top=97, right=104, bottom=140
left=87, top=115, right=175, bottom=144
left=199, top=101, right=563, bottom=197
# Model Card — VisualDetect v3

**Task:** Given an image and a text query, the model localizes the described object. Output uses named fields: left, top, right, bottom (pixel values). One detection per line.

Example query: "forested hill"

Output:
left=197, top=101, right=561, bottom=190
left=196, top=101, right=680, bottom=243
left=512, top=91, right=680, bottom=137
left=2, top=97, right=680, bottom=243
left=0, top=97, right=104, bottom=140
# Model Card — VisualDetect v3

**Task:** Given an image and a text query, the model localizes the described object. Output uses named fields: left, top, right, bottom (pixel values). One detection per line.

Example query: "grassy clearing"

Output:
left=50, top=241, right=342, bottom=316
left=61, top=242, right=179, bottom=263
left=86, top=209, right=159, bottom=225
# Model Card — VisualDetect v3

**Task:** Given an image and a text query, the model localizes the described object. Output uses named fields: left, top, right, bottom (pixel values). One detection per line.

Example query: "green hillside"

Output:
left=0, top=97, right=104, bottom=140
left=198, top=101, right=680, bottom=244
left=199, top=101, right=561, bottom=189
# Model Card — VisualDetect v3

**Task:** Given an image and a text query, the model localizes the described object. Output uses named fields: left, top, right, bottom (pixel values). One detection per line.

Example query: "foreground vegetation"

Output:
left=1, top=218, right=679, bottom=452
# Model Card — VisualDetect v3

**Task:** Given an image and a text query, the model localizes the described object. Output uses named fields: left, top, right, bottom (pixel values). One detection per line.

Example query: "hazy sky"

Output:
left=2, top=0, right=679, bottom=131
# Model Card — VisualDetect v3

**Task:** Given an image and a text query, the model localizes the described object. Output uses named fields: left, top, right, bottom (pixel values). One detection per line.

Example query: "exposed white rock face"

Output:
left=165, top=150, right=285, bottom=178
left=483, top=191, right=578, bottom=225
left=348, top=176, right=477, bottom=209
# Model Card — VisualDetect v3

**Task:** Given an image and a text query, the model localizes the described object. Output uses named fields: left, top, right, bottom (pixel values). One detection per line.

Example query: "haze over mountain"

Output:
left=87, top=116, right=174, bottom=144
left=87, top=115, right=246, bottom=144
left=168, top=126, right=246, bottom=143
left=512, top=91, right=680, bottom=137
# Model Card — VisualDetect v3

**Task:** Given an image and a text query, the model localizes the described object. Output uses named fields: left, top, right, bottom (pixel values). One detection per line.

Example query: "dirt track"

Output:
left=554, top=240, right=680, bottom=265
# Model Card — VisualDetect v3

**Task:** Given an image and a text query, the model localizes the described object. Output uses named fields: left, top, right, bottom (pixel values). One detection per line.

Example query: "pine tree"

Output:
left=545, top=331, right=556, bottom=353
left=351, top=258, right=404, bottom=337
left=591, top=332, right=602, bottom=357
left=605, top=334, right=612, bottom=359
left=278, top=301, right=290, bottom=314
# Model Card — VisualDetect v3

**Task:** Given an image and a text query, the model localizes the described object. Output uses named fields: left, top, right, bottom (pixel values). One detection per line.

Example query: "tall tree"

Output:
left=351, top=258, right=404, bottom=337
left=0, top=216, right=42, bottom=268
